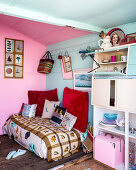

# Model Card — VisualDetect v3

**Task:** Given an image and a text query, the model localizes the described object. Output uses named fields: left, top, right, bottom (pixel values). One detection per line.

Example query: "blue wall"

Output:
left=46, top=33, right=99, bottom=123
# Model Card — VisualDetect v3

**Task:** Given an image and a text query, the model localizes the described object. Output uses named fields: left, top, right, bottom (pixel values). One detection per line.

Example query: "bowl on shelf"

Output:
left=104, top=113, right=118, bottom=120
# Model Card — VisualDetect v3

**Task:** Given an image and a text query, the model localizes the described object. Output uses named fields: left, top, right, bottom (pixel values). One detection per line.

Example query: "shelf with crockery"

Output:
left=89, top=43, right=136, bottom=76
left=97, top=124, right=125, bottom=136
left=99, top=61, right=127, bottom=65
left=97, top=124, right=136, bottom=140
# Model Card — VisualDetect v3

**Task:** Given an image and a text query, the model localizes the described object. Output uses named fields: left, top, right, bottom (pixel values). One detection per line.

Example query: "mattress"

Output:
left=3, top=114, right=83, bottom=161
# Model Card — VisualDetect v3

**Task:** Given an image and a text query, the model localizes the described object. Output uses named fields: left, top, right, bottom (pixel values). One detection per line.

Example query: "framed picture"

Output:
left=15, top=54, right=23, bottom=66
left=15, top=40, right=24, bottom=53
left=62, top=56, right=72, bottom=72
left=73, top=68, right=92, bottom=92
left=5, top=39, right=14, bottom=53
left=127, top=33, right=136, bottom=41
left=5, top=38, right=24, bottom=78
left=5, top=65, right=14, bottom=78
left=5, top=53, right=14, bottom=65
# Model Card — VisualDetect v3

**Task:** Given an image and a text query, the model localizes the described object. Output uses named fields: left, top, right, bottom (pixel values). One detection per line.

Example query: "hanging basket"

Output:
left=37, top=51, right=54, bottom=74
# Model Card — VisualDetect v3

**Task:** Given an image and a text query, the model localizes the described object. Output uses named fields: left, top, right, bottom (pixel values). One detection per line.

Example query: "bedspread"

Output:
left=3, top=114, right=81, bottom=161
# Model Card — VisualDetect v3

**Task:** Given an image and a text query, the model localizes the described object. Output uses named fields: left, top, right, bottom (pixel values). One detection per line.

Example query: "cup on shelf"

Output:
left=111, top=55, right=116, bottom=62
left=116, top=54, right=122, bottom=62
left=121, top=55, right=127, bottom=62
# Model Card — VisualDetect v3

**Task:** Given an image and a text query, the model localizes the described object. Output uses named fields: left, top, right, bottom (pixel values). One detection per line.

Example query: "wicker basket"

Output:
left=37, top=51, right=54, bottom=74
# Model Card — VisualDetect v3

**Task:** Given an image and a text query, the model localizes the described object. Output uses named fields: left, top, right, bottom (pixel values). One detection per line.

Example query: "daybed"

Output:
left=3, top=87, right=89, bottom=161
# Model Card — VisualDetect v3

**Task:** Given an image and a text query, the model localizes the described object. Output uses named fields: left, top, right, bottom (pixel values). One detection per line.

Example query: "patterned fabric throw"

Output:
left=7, top=114, right=81, bottom=161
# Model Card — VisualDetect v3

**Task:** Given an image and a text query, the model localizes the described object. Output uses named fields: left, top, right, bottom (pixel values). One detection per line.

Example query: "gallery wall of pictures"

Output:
left=5, top=38, right=24, bottom=78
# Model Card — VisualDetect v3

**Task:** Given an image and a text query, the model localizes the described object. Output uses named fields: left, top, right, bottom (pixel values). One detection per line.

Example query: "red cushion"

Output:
left=28, top=89, right=58, bottom=116
left=19, top=103, right=25, bottom=116
left=63, top=87, right=88, bottom=133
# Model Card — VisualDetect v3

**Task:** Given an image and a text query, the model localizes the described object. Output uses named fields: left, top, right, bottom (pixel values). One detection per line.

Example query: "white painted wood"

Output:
left=125, top=112, right=129, bottom=170
left=0, top=3, right=102, bottom=32
left=93, top=48, right=128, bottom=73
left=92, top=79, right=110, bottom=107
left=116, top=79, right=136, bottom=112
left=93, top=106, right=125, bottom=170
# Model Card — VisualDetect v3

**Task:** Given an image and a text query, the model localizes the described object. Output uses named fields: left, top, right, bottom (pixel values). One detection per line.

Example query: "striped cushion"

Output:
left=50, top=106, right=66, bottom=126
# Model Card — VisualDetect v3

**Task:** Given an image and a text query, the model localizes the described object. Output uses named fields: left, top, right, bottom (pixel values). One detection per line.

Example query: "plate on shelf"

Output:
left=107, top=28, right=125, bottom=44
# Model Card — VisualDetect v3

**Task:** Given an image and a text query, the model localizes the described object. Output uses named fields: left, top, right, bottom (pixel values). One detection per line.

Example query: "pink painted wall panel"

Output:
left=0, top=22, right=46, bottom=135
left=0, top=14, right=91, bottom=46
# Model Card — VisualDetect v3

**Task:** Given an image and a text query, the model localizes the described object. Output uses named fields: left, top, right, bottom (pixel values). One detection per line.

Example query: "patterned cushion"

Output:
left=22, top=104, right=37, bottom=118
left=61, top=112, right=77, bottom=131
left=50, top=106, right=66, bottom=126
left=41, top=100, right=60, bottom=118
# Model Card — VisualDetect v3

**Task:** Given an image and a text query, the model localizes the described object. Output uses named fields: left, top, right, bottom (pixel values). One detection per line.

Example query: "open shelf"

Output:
left=97, top=125, right=125, bottom=136
left=99, top=61, right=127, bottom=65
left=88, top=71, right=125, bottom=76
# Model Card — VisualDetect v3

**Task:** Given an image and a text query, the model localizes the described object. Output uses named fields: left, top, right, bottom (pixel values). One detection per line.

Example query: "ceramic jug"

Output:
left=116, top=118, right=125, bottom=127
left=98, top=36, right=112, bottom=50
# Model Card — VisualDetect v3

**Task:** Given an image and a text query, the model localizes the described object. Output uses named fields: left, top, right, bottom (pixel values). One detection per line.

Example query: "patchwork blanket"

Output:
left=3, top=114, right=81, bottom=161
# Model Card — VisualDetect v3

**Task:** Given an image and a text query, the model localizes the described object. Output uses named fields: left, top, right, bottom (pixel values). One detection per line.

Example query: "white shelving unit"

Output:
left=90, top=44, right=136, bottom=170
left=93, top=106, right=130, bottom=170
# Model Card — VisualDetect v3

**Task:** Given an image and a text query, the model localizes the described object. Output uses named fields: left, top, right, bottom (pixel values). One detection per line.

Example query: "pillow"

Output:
left=42, top=100, right=60, bottom=118
left=22, top=104, right=37, bottom=118
left=19, top=103, right=25, bottom=116
left=50, top=106, right=66, bottom=126
left=28, top=88, right=58, bottom=117
left=61, top=112, right=77, bottom=131
left=63, top=87, right=88, bottom=133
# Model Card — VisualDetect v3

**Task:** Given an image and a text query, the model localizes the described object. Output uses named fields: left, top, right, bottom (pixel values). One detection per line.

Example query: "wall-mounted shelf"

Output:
left=97, top=125, right=125, bottom=136
left=99, top=61, right=127, bottom=65
left=88, top=71, right=125, bottom=76
left=92, top=44, right=136, bottom=76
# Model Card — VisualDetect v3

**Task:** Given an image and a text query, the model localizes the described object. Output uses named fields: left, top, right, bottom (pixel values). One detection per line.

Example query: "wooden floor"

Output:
left=0, top=135, right=109, bottom=170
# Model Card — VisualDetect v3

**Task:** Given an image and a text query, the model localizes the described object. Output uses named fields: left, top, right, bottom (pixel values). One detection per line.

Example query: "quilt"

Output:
left=3, top=114, right=81, bottom=161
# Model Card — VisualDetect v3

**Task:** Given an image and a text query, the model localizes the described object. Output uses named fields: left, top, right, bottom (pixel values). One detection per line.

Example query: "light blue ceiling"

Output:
left=0, top=0, right=136, bottom=31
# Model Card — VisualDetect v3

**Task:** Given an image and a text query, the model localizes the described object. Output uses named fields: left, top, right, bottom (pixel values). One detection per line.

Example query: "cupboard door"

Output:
left=92, top=79, right=110, bottom=107
left=116, top=79, right=136, bottom=111
left=127, top=45, right=136, bottom=75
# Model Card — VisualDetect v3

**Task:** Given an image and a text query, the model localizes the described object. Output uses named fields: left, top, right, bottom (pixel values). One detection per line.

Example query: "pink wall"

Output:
left=0, top=22, right=46, bottom=135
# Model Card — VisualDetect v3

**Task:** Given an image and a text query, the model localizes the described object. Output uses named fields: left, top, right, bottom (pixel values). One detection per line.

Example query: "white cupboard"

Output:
left=91, top=78, right=136, bottom=170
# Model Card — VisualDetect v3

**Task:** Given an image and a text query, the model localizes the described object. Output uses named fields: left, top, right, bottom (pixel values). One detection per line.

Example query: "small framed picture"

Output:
left=5, top=53, right=14, bottom=65
left=127, top=33, right=136, bottom=42
left=5, top=38, right=24, bottom=78
left=63, top=56, right=72, bottom=72
left=73, top=68, right=92, bottom=92
left=15, top=54, right=23, bottom=66
left=15, top=40, right=24, bottom=53
left=15, top=66, right=23, bottom=78
left=6, top=39, right=14, bottom=53
left=5, top=65, right=14, bottom=78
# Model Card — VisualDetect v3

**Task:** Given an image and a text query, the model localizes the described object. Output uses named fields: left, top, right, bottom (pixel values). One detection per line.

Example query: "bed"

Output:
left=3, top=113, right=83, bottom=161
left=3, top=87, right=89, bottom=161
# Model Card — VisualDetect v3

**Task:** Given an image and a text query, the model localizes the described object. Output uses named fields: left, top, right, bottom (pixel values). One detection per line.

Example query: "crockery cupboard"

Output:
left=92, top=78, right=136, bottom=170
left=90, top=43, right=136, bottom=170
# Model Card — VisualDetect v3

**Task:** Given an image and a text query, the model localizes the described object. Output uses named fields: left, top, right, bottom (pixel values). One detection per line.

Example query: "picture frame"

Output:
left=73, top=68, right=92, bottom=92
left=62, top=56, right=72, bottom=72
left=5, top=38, right=24, bottom=78
left=126, top=33, right=136, bottom=42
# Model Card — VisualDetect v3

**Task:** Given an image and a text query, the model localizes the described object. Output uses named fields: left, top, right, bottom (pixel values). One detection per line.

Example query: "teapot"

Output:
left=98, top=36, right=112, bottom=50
